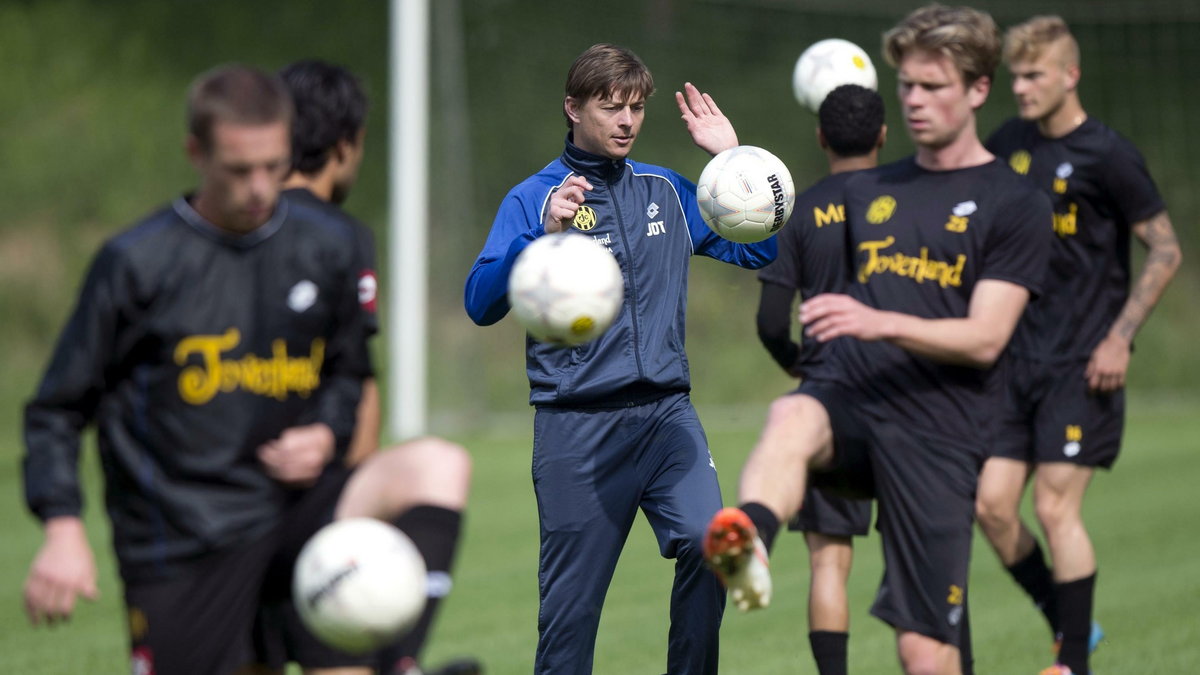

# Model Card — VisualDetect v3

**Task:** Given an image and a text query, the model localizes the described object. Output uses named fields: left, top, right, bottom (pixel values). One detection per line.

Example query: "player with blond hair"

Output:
left=705, top=6, right=1052, bottom=673
left=981, top=15, right=1182, bottom=675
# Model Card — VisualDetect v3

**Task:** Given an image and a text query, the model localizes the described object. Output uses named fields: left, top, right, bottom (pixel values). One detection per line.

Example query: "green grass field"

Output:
left=2, top=396, right=1197, bottom=674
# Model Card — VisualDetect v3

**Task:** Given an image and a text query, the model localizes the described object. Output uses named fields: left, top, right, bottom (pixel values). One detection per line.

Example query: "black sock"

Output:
left=1055, top=573, right=1096, bottom=674
left=1007, top=541, right=1059, bottom=633
left=378, top=505, right=464, bottom=673
left=738, top=501, right=781, bottom=551
left=808, top=631, right=848, bottom=675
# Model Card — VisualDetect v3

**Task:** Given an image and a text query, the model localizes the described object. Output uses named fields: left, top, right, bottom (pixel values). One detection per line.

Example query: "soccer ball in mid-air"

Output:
left=293, top=518, right=427, bottom=654
left=792, top=38, right=878, bottom=113
left=696, top=145, right=796, bottom=244
left=508, top=232, right=624, bottom=346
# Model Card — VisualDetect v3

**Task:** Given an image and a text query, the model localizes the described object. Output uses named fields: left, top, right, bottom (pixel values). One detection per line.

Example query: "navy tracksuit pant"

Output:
left=531, top=392, right=726, bottom=674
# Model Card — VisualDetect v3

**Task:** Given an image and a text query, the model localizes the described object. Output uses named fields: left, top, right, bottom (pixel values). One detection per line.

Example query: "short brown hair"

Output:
left=1003, top=15, right=1080, bottom=67
left=187, top=64, right=293, bottom=150
left=883, top=4, right=1001, bottom=86
left=563, top=43, right=655, bottom=128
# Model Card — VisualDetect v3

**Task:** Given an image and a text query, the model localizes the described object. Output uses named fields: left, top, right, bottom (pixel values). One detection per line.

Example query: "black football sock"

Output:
left=1055, top=572, right=1096, bottom=674
left=378, top=505, right=464, bottom=673
left=808, top=630, right=848, bottom=675
left=738, top=501, right=781, bottom=551
left=1007, top=541, right=1059, bottom=634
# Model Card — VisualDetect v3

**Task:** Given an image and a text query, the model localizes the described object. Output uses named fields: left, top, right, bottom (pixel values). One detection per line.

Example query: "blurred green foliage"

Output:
left=2, top=0, right=1196, bottom=437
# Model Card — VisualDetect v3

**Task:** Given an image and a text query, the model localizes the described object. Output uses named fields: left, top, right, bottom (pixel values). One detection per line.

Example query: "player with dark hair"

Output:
left=706, top=6, right=1053, bottom=673
left=979, top=16, right=1182, bottom=675
left=233, top=60, right=477, bottom=675
left=21, top=63, right=466, bottom=675
left=465, top=43, right=775, bottom=675
left=756, top=83, right=885, bottom=675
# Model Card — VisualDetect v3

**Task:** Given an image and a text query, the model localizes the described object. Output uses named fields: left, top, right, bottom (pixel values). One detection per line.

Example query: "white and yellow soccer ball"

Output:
left=293, top=518, right=427, bottom=654
left=792, top=38, right=878, bottom=114
left=696, top=145, right=796, bottom=244
left=508, top=231, right=624, bottom=346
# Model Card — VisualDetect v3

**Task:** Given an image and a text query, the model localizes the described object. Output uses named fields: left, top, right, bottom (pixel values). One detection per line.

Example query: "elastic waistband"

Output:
left=535, top=384, right=687, bottom=410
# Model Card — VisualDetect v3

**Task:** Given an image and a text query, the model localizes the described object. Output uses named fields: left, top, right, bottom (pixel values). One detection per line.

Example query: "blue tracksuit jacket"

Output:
left=465, top=137, right=776, bottom=406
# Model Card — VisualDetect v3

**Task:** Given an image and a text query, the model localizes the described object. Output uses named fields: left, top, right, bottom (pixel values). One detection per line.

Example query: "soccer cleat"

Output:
left=1038, top=665, right=1073, bottom=675
left=703, top=507, right=772, bottom=611
left=1053, top=621, right=1105, bottom=656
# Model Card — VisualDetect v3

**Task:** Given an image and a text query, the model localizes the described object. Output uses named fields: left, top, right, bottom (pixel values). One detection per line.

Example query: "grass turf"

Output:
left=2, top=397, right=1197, bottom=673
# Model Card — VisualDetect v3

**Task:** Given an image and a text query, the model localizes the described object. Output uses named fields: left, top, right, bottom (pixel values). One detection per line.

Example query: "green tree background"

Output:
left=2, top=0, right=1196, bottom=437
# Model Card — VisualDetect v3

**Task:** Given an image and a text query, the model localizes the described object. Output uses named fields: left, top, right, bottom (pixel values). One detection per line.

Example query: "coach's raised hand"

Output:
left=675, top=81, right=738, bottom=157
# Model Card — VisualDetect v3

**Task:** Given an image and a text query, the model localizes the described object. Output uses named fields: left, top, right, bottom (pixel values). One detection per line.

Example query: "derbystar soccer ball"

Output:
left=293, top=518, right=427, bottom=654
left=696, top=145, right=796, bottom=244
left=792, top=38, right=878, bottom=113
left=508, top=231, right=624, bottom=346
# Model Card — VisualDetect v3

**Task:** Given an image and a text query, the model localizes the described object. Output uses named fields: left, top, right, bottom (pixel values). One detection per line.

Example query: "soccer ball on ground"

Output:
left=696, top=145, right=796, bottom=244
left=792, top=38, right=878, bottom=114
left=508, top=231, right=624, bottom=346
left=293, top=518, right=427, bottom=654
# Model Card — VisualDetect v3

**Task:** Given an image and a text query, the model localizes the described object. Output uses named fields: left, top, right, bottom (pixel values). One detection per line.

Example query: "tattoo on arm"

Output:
left=1112, top=210, right=1183, bottom=341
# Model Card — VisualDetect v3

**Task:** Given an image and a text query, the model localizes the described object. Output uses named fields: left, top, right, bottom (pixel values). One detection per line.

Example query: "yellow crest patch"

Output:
left=572, top=205, right=598, bottom=231
left=866, top=196, right=896, bottom=224
left=1009, top=150, right=1032, bottom=175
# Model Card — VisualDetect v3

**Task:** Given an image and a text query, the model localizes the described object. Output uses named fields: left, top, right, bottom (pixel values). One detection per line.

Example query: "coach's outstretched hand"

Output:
left=675, top=82, right=738, bottom=157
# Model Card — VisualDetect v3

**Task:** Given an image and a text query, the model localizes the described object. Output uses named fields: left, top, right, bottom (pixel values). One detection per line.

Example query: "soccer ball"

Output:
left=508, top=232, right=624, bottom=346
left=792, top=38, right=878, bottom=113
left=293, top=518, right=427, bottom=654
left=696, top=145, right=796, bottom=244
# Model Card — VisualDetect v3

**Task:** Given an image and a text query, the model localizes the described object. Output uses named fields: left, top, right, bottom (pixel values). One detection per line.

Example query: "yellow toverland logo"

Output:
left=572, top=205, right=598, bottom=231
left=174, top=328, right=324, bottom=405
left=866, top=196, right=896, bottom=224
left=857, top=236, right=966, bottom=288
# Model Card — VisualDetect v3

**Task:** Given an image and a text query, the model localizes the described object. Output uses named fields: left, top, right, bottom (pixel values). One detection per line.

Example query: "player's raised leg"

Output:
left=704, top=392, right=835, bottom=611
left=334, top=437, right=473, bottom=675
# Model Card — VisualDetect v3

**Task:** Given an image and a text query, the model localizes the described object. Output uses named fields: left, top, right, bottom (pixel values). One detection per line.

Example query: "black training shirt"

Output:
left=757, top=171, right=858, bottom=375
left=986, top=117, right=1165, bottom=360
left=812, top=157, right=1052, bottom=443
left=23, top=195, right=373, bottom=581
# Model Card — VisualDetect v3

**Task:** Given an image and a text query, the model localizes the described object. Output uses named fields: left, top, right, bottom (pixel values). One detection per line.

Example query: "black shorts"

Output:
left=787, top=484, right=872, bottom=537
left=991, top=357, right=1125, bottom=469
left=124, top=464, right=367, bottom=674
left=253, top=464, right=376, bottom=669
left=125, top=534, right=278, bottom=675
left=800, top=379, right=980, bottom=647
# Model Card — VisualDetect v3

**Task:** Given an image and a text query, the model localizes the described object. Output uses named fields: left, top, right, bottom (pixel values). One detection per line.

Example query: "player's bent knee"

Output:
left=763, top=394, right=832, bottom=461
left=1032, top=493, right=1075, bottom=531
left=363, top=437, right=472, bottom=509
left=974, top=494, right=1016, bottom=533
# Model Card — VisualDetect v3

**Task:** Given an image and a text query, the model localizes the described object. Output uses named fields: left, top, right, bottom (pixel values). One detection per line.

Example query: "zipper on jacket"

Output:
left=611, top=176, right=646, bottom=380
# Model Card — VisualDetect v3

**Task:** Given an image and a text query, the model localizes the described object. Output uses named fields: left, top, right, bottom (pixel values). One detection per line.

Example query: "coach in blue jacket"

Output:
left=465, top=43, right=776, bottom=674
